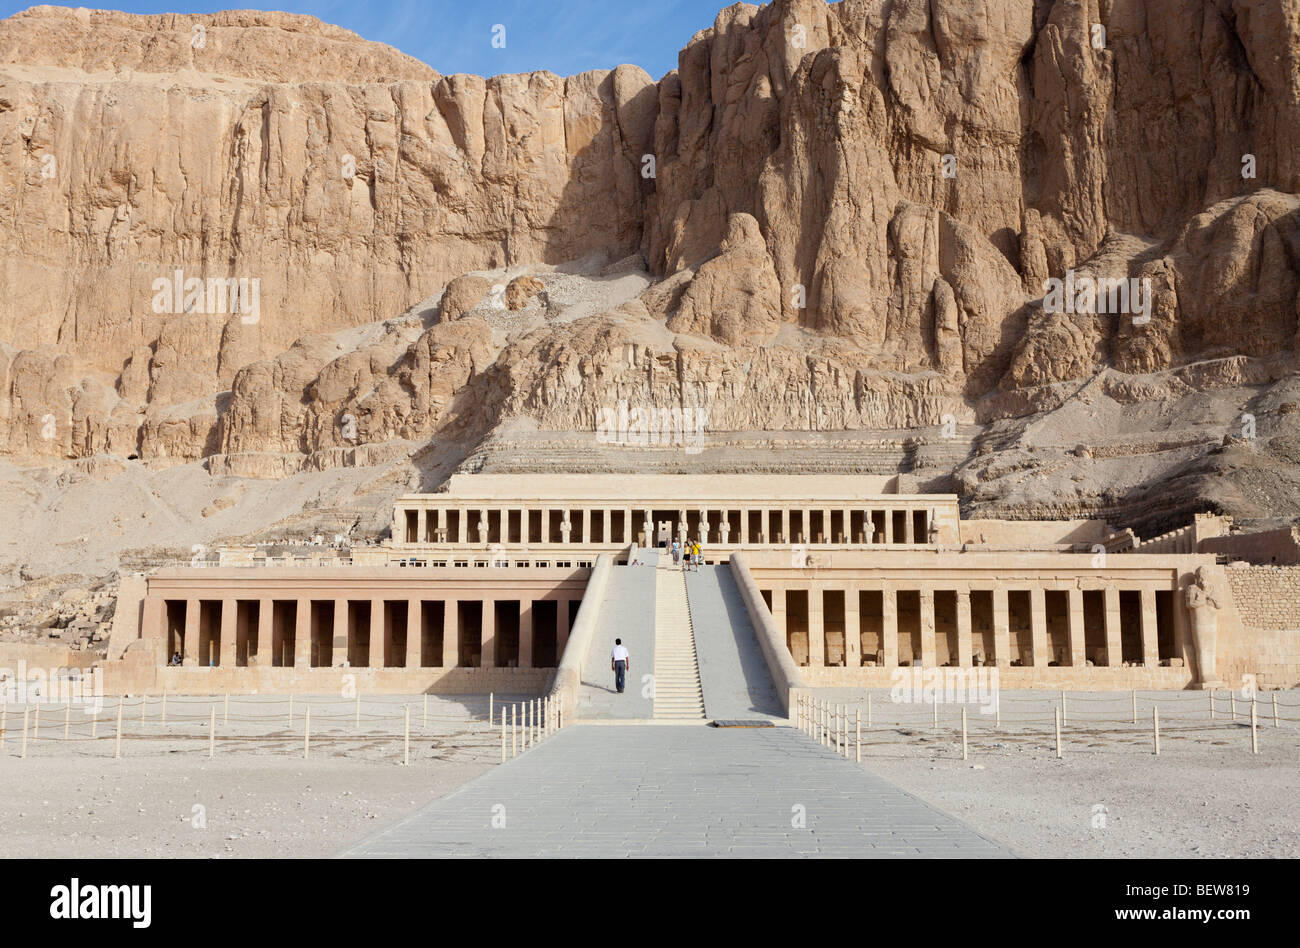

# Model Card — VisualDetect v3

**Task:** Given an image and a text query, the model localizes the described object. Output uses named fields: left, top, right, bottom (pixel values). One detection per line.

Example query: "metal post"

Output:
left=1251, top=699, right=1258, bottom=755
left=114, top=701, right=122, bottom=759
left=1273, top=692, right=1279, bottom=728
left=489, top=692, right=493, bottom=724
left=1210, top=688, right=1215, bottom=720
left=1060, top=690, right=1066, bottom=727
left=501, top=708, right=506, bottom=763
left=962, top=708, right=968, bottom=761
left=512, top=705, right=517, bottom=758
left=1230, top=689, right=1235, bottom=721
left=208, top=708, right=215, bottom=759
left=1054, top=707, right=1062, bottom=759
left=856, top=707, right=861, bottom=764
left=20, top=706, right=29, bottom=759
left=995, top=689, right=1000, bottom=728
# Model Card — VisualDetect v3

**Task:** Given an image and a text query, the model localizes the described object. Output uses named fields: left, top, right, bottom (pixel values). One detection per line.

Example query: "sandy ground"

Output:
left=809, top=687, right=1300, bottom=858
left=0, top=693, right=520, bottom=858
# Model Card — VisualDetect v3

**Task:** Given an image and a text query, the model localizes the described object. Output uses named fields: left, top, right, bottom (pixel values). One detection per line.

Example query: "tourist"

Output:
left=611, top=638, right=630, bottom=693
left=169, top=651, right=181, bottom=666
left=692, top=539, right=702, bottom=571
left=671, top=539, right=680, bottom=566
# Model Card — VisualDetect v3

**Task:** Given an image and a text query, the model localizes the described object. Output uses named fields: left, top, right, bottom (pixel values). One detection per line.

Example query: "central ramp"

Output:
left=341, top=725, right=1012, bottom=858
left=686, top=564, right=784, bottom=720
left=578, top=562, right=656, bottom=719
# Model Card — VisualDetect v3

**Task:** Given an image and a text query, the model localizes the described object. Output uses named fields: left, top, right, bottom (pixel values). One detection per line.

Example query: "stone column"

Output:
left=1140, top=588, right=1159, bottom=666
left=771, top=588, right=787, bottom=651
left=456, top=508, right=467, bottom=543
left=844, top=587, right=861, bottom=666
left=416, top=508, right=427, bottom=546
left=257, top=599, right=273, bottom=666
left=1103, top=587, right=1123, bottom=666
left=580, top=508, right=589, bottom=545
left=557, top=599, right=571, bottom=655
left=919, top=588, right=936, bottom=667
left=884, top=510, right=894, bottom=544
left=333, top=598, right=348, bottom=668
left=406, top=598, right=422, bottom=668
left=183, top=598, right=202, bottom=665
left=623, top=508, right=632, bottom=545
left=1030, top=588, right=1048, bottom=667
left=904, top=508, right=915, bottom=544
left=293, top=597, right=311, bottom=668
left=369, top=599, right=385, bottom=668
left=219, top=598, right=238, bottom=667
left=881, top=585, right=899, bottom=666
left=436, top=508, right=446, bottom=543
left=1067, top=588, right=1087, bottom=666
left=780, top=508, right=790, bottom=544
left=741, top=508, right=750, bottom=543
left=955, top=590, right=973, bottom=667
left=992, top=587, right=1011, bottom=667
left=481, top=598, right=496, bottom=668
left=807, top=585, right=825, bottom=667
left=442, top=600, right=459, bottom=668
left=519, top=600, right=534, bottom=669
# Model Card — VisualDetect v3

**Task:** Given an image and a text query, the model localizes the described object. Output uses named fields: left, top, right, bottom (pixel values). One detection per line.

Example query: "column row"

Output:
left=154, top=596, right=578, bottom=670
left=763, top=584, right=1179, bottom=669
left=398, top=506, right=937, bottom=546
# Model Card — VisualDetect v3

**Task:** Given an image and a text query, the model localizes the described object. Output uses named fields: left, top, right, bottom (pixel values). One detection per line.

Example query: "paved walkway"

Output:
left=686, top=565, right=783, bottom=720
left=341, top=725, right=1011, bottom=858
left=579, top=564, right=656, bottom=719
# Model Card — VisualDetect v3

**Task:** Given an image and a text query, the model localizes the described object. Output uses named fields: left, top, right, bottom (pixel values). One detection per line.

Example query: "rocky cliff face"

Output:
left=1, top=1, right=1299, bottom=532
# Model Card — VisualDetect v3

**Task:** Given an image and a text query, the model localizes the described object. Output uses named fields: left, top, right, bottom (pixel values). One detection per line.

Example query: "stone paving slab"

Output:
left=340, top=724, right=1013, bottom=858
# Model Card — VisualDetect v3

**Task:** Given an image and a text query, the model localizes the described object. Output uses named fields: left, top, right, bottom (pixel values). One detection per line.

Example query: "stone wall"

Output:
left=1224, top=566, right=1300, bottom=629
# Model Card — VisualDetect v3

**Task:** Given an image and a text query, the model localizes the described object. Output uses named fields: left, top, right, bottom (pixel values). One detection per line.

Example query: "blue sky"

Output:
left=0, top=0, right=751, bottom=79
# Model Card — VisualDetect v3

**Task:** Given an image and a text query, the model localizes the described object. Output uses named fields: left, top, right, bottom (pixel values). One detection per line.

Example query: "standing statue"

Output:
left=1184, top=567, right=1225, bottom=688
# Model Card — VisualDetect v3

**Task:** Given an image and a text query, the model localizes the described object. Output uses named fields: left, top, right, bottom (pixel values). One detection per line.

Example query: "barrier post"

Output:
left=64, top=702, right=70, bottom=741
left=856, top=707, right=861, bottom=763
left=91, top=708, right=97, bottom=740
left=114, top=701, right=122, bottom=758
left=304, top=705, right=310, bottom=760
left=1153, top=706, right=1160, bottom=756
left=1251, top=699, right=1258, bottom=755
left=1209, top=689, right=1215, bottom=720
left=1273, top=693, right=1279, bottom=728
left=1054, top=707, right=1061, bottom=759
left=1132, top=689, right=1137, bottom=725
left=161, top=692, right=166, bottom=726
left=141, top=694, right=146, bottom=725
left=404, top=705, right=410, bottom=766
left=932, top=695, right=938, bottom=730
left=868, top=693, right=873, bottom=728
left=1230, top=690, right=1235, bottom=721
left=224, top=693, right=229, bottom=725
left=288, top=694, right=294, bottom=728
left=20, top=706, right=29, bottom=759
left=961, top=708, right=968, bottom=761
left=512, top=705, right=517, bottom=758
left=208, top=708, right=215, bottom=759
left=355, top=693, right=360, bottom=730
left=33, top=704, right=39, bottom=742
left=501, top=708, right=506, bottom=763
left=423, top=693, right=428, bottom=728
left=1061, top=690, right=1067, bottom=727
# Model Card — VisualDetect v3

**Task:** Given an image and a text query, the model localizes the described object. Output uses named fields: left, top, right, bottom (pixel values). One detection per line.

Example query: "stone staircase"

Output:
left=652, top=552, right=706, bottom=719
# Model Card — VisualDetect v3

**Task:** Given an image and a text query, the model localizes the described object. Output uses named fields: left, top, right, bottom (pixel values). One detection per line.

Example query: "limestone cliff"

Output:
left=1, top=1, right=1299, bottom=538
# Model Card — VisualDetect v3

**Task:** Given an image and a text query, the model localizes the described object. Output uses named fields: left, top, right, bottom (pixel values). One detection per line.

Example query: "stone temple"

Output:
left=99, top=473, right=1300, bottom=716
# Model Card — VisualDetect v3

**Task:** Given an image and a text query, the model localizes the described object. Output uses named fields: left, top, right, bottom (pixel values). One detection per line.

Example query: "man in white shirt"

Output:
left=610, top=638, right=630, bottom=694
